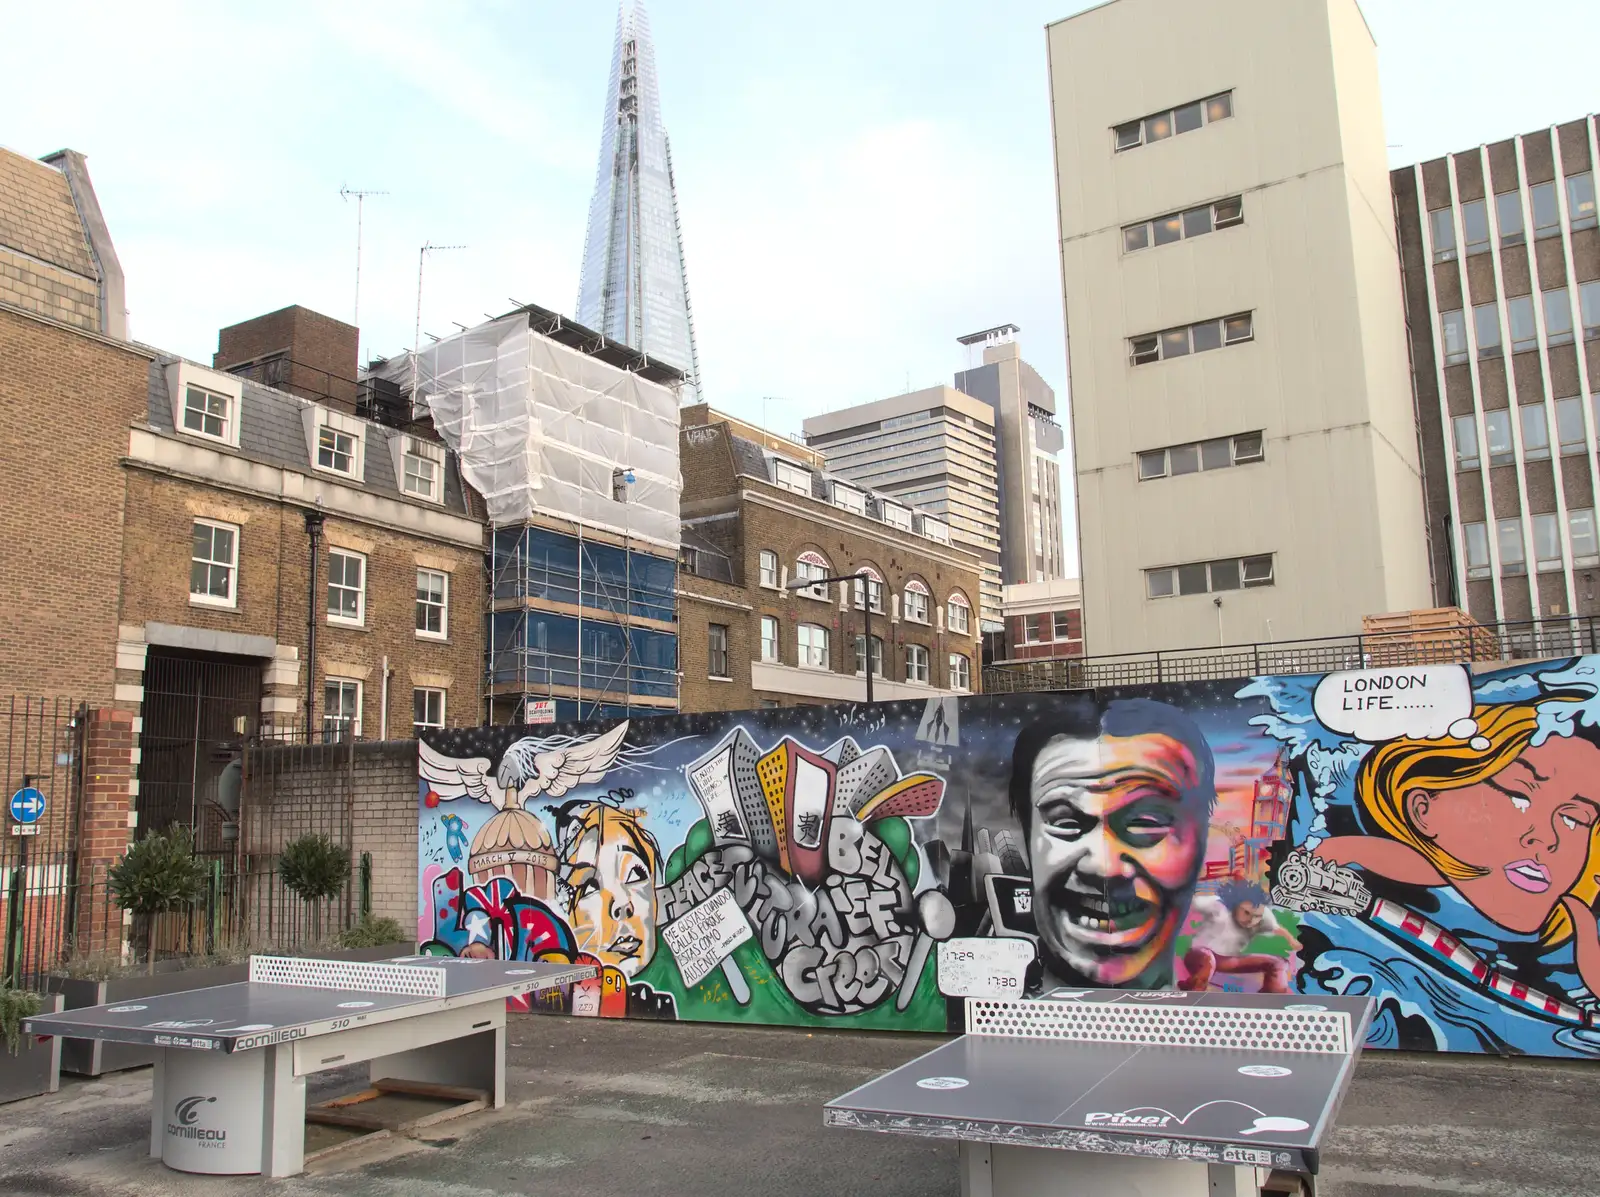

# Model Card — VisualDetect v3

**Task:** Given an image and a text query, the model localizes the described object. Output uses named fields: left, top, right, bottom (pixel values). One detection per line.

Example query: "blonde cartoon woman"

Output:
left=1314, top=703, right=1600, bottom=993
left=549, top=798, right=662, bottom=978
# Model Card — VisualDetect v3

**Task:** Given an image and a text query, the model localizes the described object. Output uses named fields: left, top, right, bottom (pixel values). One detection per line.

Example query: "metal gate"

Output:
left=0, top=697, right=86, bottom=988
left=137, top=648, right=262, bottom=854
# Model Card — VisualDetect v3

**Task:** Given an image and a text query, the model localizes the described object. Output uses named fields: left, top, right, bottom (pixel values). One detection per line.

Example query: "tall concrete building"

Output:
left=1047, top=0, right=1431, bottom=655
left=803, top=388, right=1005, bottom=632
left=576, top=0, right=701, bottom=398
left=953, top=324, right=1069, bottom=584
left=1394, top=115, right=1600, bottom=626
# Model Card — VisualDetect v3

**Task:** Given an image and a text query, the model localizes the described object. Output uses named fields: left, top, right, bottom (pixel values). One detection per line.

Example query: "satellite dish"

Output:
left=216, top=759, right=242, bottom=819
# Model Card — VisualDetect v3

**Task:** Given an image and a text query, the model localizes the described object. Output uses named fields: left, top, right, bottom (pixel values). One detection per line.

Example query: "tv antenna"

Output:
left=412, top=242, right=467, bottom=403
left=338, top=185, right=387, bottom=359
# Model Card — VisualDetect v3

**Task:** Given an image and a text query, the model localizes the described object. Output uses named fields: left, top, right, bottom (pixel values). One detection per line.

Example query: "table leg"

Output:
left=149, top=1050, right=166, bottom=1160
left=959, top=1140, right=994, bottom=1197
left=260, top=1044, right=306, bottom=1179
left=1207, top=1163, right=1258, bottom=1195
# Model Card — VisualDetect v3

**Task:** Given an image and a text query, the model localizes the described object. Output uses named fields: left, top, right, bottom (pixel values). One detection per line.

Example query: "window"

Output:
left=1496, top=191, right=1526, bottom=246
left=401, top=438, right=442, bottom=502
left=760, top=615, right=779, bottom=662
left=1121, top=196, right=1244, bottom=253
left=794, top=554, right=829, bottom=599
left=1137, top=431, right=1265, bottom=480
left=1483, top=409, right=1513, bottom=467
left=853, top=635, right=884, bottom=678
left=1532, top=181, right=1561, bottom=240
left=1544, top=288, right=1574, bottom=345
left=327, top=550, right=365, bottom=624
left=797, top=623, right=829, bottom=669
left=1533, top=513, right=1563, bottom=572
left=323, top=678, right=361, bottom=741
left=1508, top=295, right=1538, bottom=352
left=1112, top=91, right=1232, bottom=153
left=317, top=425, right=357, bottom=475
left=1130, top=312, right=1252, bottom=364
left=182, top=385, right=231, bottom=442
left=881, top=502, right=913, bottom=532
left=1429, top=208, right=1457, bottom=262
left=1441, top=309, right=1468, bottom=365
left=1497, top=519, right=1527, bottom=575
left=1452, top=415, right=1480, bottom=469
left=1463, top=522, right=1491, bottom=579
left=1556, top=396, right=1587, bottom=453
left=773, top=460, right=812, bottom=496
left=949, top=653, right=972, bottom=692
left=1462, top=199, right=1490, bottom=256
left=947, top=594, right=971, bottom=635
left=416, top=568, right=448, bottom=638
left=1054, top=611, right=1074, bottom=640
left=708, top=624, right=730, bottom=679
left=1023, top=614, right=1045, bottom=643
left=905, top=644, right=929, bottom=684
left=1520, top=405, right=1550, bottom=461
left=853, top=573, right=884, bottom=613
left=1582, top=281, right=1600, bottom=340
left=1474, top=302, right=1502, bottom=357
left=413, top=687, right=445, bottom=733
left=190, top=519, right=238, bottom=607
left=1570, top=172, right=1598, bottom=231
left=758, top=550, right=779, bottom=589
left=1146, top=555, right=1273, bottom=598
left=1571, top=508, right=1600, bottom=566
left=903, top=584, right=929, bottom=624
left=832, top=483, right=867, bottom=515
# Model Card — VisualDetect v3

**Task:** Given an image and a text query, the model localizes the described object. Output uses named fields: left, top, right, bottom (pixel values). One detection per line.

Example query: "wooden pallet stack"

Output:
left=1360, top=607, right=1496, bottom=668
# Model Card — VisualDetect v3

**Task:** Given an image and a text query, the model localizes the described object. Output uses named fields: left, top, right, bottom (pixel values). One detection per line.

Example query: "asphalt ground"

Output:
left=1, top=1014, right=1595, bottom=1196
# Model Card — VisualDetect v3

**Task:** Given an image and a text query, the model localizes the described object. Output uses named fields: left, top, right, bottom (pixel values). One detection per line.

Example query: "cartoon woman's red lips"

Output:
left=1504, top=859, right=1551, bottom=893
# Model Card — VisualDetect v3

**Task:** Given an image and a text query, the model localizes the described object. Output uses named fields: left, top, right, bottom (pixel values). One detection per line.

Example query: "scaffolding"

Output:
left=375, top=306, right=684, bottom=723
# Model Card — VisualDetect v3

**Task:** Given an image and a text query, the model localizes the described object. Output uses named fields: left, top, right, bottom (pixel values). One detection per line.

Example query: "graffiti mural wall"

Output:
left=418, top=658, right=1600, bottom=1058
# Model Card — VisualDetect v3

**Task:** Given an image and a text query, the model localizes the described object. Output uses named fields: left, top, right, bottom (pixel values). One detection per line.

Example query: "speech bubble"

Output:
left=1240, top=1116, right=1310, bottom=1135
left=1313, top=664, right=1473, bottom=743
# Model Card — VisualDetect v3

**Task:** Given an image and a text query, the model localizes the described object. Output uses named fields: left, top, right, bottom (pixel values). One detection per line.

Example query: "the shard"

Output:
left=576, top=1, right=701, bottom=401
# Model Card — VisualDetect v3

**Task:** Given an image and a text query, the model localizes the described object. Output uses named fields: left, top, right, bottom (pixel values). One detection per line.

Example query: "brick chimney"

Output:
left=214, top=305, right=359, bottom=413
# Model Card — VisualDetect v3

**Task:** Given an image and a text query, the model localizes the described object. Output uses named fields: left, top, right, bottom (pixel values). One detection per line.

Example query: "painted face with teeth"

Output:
left=1021, top=705, right=1212, bottom=990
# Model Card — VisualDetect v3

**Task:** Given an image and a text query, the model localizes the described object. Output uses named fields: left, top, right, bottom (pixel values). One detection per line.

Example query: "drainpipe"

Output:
left=379, top=655, right=390, bottom=741
left=305, top=508, right=325, bottom=742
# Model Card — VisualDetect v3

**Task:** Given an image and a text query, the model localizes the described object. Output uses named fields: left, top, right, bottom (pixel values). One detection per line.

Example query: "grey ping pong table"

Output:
left=22, top=954, right=593, bottom=1177
left=826, top=989, right=1374, bottom=1197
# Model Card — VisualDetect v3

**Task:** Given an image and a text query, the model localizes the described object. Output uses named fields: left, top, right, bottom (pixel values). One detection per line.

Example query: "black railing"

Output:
left=983, top=615, right=1600, bottom=694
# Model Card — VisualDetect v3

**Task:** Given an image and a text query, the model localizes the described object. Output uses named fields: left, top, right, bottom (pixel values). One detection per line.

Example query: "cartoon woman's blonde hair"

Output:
left=1353, top=701, right=1600, bottom=944
left=550, top=800, right=661, bottom=881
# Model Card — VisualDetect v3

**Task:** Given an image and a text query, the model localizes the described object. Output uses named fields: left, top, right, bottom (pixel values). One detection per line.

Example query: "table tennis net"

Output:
left=249, top=956, right=447, bottom=998
left=966, top=998, right=1351, bottom=1054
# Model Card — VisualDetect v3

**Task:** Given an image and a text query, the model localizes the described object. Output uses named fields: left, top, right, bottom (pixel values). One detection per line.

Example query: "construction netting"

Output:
left=377, top=313, right=681, bottom=549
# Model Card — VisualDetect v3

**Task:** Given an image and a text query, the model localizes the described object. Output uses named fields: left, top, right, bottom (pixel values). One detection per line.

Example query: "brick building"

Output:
left=677, top=406, right=985, bottom=712
left=998, top=578, right=1085, bottom=664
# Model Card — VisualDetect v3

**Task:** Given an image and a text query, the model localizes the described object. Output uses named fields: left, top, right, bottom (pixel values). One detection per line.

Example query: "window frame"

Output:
left=1544, top=287, right=1575, bottom=345
left=948, top=652, right=972, bottom=692
left=1111, top=90, right=1233, bottom=153
left=1581, top=280, right=1600, bottom=341
left=316, top=423, right=360, bottom=477
left=905, top=643, right=929, bottom=685
left=1556, top=395, right=1587, bottom=454
left=1473, top=302, right=1502, bottom=358
left=707, top=623, right=731, bottom=679
left=759, top=615, right=780, bottom=662
left=1441, top=309, right=1468, bottom=365
left=327, top=548, right=367, bottom=627
left=773, top=460, right=813, bottom=497
left=853, top=634, right=884, bottom=679
left=1497, top=518, right=1527, bottom=575
left=1520, top=404, right=1551, bottom=461
left=1569, top=171, right=1598, bottom=231
left=1429, top=207, right=1458, bottom=262
left=794, top=553, right=831, bottom=601
left=758, top=549, right=780, bottom=589
left=1452, top=414, right=1480, bottom=469
left=189, top=518, right=239, bottom=609
left=1462, top=521, right=1491, bottom=580
left=181, top=384, right=233, bottom=445
left=1121, top=195, right=1244, bottom=254
left=1570, top=507, right=1600, bottom=567
left=1532, top=512, right=1563, bottom=573
left=903, top=582, right=929, bottom=624
left=1495, top=190, right=1526, bottom=246
left=415, top=567, right=449, bottom=640
left=946, top=594, right=971, bottom=635
left=1461, top=198, right=1490, bottom=256
left=400, top=436, right=445, bottom=503
left=797, top=623, right=830, bottom=670
left=1507, top=294, right=1538, bottom=353
left=1483, top=408, right=1514, bottom=467
left=1531, top=181, right=1561, bottom=240
left=413, top=686, right=446, bottom=733
left=323, top=677, right=363, bottom=741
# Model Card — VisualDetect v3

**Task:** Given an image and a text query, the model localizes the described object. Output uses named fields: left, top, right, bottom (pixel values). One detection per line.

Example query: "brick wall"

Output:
left=214, top=306, right=359, bottom=411
left=0, top=307, right=152, bottom=701
left=120, top=469, right=484, bottom=736
left=77, top=707, right=135, bottom=954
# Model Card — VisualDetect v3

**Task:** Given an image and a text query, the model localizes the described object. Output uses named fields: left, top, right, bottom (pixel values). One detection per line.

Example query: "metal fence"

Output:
left=982, top=614, right=1600, bottom=694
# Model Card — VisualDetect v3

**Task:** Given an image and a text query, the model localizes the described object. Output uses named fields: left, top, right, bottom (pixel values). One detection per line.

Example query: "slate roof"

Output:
left=727, top=431, right=910, bottom=512
left=144, top=354, right=473, bottom=517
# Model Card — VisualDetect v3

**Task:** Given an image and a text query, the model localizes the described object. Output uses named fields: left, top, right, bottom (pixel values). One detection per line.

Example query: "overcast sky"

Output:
left=8, top=1, right=1598, bottom=576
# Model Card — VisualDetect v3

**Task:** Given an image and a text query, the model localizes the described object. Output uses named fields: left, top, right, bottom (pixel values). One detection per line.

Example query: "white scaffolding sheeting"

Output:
left=387, top=314, right=682, bottom=549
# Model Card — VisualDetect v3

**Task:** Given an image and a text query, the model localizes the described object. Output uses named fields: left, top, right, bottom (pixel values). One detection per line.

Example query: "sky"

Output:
left=8, top=0, right=1600, bottom=578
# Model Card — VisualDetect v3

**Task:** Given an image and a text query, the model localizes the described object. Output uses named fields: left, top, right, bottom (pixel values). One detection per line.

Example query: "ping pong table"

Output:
left=21, top=954, right=592, bottom=1178
left=826, top=989, right=1374, bottom=1197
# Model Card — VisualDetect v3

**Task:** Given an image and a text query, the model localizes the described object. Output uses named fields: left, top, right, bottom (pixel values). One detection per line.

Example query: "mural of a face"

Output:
left=1018, top=702, right=1212, bottom=989
left=555, top=803, right=660, bottom=977
left=1407, top=735, right=1600, bottom=934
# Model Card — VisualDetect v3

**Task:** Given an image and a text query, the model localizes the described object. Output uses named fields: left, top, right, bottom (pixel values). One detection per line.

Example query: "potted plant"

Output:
left=0, top=987, right=62, bottom=1105
left=108, top=826, right=209, bottom=975
left=277, top=833, right=351, bottom=940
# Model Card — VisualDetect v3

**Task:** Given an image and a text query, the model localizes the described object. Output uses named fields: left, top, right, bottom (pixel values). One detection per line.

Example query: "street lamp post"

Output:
left=787, top=571, right=875, bottom=703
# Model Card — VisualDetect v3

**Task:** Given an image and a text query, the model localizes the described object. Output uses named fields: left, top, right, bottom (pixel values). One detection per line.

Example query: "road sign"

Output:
left=526, top=700, right=556, bottom=725
left=10, top=824, right=38, bottom=837
left=9, top=786, right=45, bottom=825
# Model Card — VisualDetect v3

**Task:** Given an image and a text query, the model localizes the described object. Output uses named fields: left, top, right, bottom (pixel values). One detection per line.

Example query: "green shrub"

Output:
left=107, top=827, right=209, bottom=974
left=278, top=834, right=351, bottom=904
left=337, top=916, right=408, bottom=949
left=1, top=989, right=42, bottom=1056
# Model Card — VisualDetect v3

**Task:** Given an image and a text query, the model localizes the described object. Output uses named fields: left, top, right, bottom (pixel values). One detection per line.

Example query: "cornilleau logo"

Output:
left=167, top=1095, right=226, bottom=1146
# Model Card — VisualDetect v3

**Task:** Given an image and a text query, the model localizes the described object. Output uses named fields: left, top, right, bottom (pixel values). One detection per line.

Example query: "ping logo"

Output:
left=167, top=1095, right=226, bottom=1147
left=1084, top=1110, right=1172, bottom=1128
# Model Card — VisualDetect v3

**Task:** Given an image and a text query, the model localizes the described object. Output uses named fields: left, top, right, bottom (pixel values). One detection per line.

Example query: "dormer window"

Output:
left=304, top=405, right=366, bottom=480
left=832, top=482, right=866, bottom=516
left=319, top=426, right=356, bottom=473
left=881, top=501, right=913, bottom=532
left=773, top=460, right=812, bottom=497
left=166, top=361, right=243, bottom=449
left=183, top=386, right=231, bottom=441
left=397, top=435, right=445, bottom=503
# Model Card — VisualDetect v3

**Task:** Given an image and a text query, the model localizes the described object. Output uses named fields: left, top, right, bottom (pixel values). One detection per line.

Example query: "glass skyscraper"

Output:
left=576, top=1, right=701, bottom=401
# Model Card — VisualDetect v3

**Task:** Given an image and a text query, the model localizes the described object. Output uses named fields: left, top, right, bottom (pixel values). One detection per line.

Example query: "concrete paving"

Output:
left=0, top=1015, right=1595, bottom=1196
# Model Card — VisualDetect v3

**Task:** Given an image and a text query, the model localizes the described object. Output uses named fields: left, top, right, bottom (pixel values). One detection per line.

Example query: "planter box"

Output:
left=1, top=993, right=62, bottom=1105
left=48, top=941, right=414, bottom=1077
